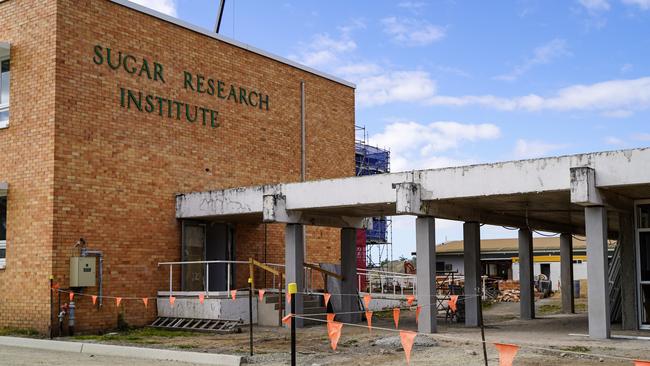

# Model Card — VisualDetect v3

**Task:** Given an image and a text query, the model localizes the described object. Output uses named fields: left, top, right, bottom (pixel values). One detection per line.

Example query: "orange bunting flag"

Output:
left=400, top=331, right=417, bottom=365
left=363, top=294, right=372, bottom=309
left=406, top=295, right=415, bottom=306
left=52, top=283, right=60, bottom=291
left=116, top=297, right=122, bottom=307
left=91, top=295, right=97, bottom=305
left=231, top=290, right=237, bottom=300
left=393, top=307, right=400, bottom=329
left=494, top=343, right=519, bottom=366
left=323, top=293, right=331, bottom=307
left=169, top=296, right=176, bottom=307
left=199, top=293, right=205, bottom=305
left=634, top=361, right=650, bottom=366
left=142, top=298, right=148, bottom=308
left=415, top=305, right=421, bottom=325
left=282, top=313, right=292, bottom=327
left=327, top=313, right=335, bottom=323
left=286, top=292, right=292, bottom=305
left=69, top=292, right=74, bottom=301
left=365, top=311, right=373, bottom=332
left=449, top=295, right=459, bottom=312
left=327, top=321, right=343, bottom=351
left=258, top=289, right=265, bottom=302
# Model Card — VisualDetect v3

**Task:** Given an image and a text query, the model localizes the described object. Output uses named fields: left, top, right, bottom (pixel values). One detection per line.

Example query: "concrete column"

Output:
left=285, top=223, right=304, bottom=327
left=619, top=212, right=638, bottom=330
left=560, top=233, right=574, bottom=314
left=416, top=216, right=437, bottom=333
left=518, top=228, right=535, bottom=320
left=463, top=222, right=481, bottom=327
left=585, top=206, right=611, bottom=339
left=339, top=228, right=360, bottom=323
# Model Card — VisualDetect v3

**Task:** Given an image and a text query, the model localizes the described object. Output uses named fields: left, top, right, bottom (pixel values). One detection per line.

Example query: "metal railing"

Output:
left=358, top=268, right=417, bottom=297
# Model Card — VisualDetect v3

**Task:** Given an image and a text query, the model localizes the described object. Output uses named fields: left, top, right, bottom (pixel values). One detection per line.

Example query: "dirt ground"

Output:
left=60, top=296, right=649, bottom=366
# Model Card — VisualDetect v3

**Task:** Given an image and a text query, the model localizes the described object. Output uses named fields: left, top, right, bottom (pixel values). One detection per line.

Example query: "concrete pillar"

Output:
left=285, top=224, right=305, bottom=327
left=560, top=233, right=574, bottom=314
left=619, top=212, right=638, bottom=330
left=518, top=228, right=535, bottom=320
left=339, top=228, right=360, bottom=323
left=463, top=222, right=481, bottom=327
left=416, top=216, right=437, bottom=333
left=585, top=206, right=610, bottom=339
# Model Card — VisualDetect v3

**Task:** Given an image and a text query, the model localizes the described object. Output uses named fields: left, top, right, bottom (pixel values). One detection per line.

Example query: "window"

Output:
left=0, top=195, right=6, bottom=268
left=0, top=57, right=8, bottom=128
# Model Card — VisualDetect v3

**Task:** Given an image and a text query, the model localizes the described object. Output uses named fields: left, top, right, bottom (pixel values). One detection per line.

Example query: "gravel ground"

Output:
left=33, top=297, right=649, bottom=365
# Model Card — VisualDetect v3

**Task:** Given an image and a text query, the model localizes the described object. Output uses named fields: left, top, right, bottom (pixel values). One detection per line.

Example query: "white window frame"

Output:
left=0, top=184, right=6, bottom=269
left=0, top=42, right=10, bottom=129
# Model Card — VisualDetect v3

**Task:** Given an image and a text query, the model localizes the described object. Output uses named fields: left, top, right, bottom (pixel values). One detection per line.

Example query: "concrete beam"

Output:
left=585, top=206, right=610, bottom=339
left=395, top=182, right=425, bottom=215
left=618, top=212, right=638, bottom=330
left=560, top=233, right=574, bottom=314
left=571, top=167, right=603, bottom=206
left=463, top=222, right=481, bottom=327
left=415, top=217, right=436, bottom=333
left=285, top=224, right=304, bottom=328
left=518, top=229, right=535, bottom=320
left=423, top=201, right=580, bottom=235
left=339, top=228, right=360, bottom=323
left=262, top=194, right=367, bottom=228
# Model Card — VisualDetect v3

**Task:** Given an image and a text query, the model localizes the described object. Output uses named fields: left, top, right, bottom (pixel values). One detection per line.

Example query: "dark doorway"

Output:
left=181, top=220, right=234, bottom=292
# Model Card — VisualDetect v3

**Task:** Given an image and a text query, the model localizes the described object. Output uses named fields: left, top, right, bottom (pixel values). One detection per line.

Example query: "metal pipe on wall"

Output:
left=300, top=81, right=306, bottom=182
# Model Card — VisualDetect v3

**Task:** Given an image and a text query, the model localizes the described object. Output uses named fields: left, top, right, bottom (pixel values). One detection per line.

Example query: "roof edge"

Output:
left=110, top=0, right=356, bottom=89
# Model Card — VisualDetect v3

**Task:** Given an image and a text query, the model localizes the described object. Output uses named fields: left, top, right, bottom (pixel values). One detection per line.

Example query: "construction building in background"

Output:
left=354, top=126, right=392, bottom=270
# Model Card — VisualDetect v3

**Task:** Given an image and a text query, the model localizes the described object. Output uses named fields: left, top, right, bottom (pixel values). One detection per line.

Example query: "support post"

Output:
left=518, top=228, right=535, bottom=320
left=463, top=222, right=481, bottom=327
left=619, top=211, right=638, bottom=330
left=585, top=206, right=611, bottom=339
left=560, top=233, right=574, bottom=314
left=340, top=228, right=360, bottom=323
left=415, top=216, right=436, bottom=333
left=285, top=224, right=304, bottom=327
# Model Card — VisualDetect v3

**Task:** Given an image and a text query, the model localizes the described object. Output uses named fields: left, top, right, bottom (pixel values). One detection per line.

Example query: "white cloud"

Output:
left=130, top=0, right=177, bottom=16
left=428, top=76, right=650, bottom=116
left=605, top=136, right=625, bottom=145
left=290, top=33, right=357, bottom=68
left=578, top=0, right=611, bottom=12
left=633, top=133, right=650, bottom=141
left=622, top=0, right=650, bottom=10
left=381, top=17, right=445, bottom=46
left=368, top=121, right=500, bottom=171
left=494, top=39, right=570, bottom=81
left=513, top=139, right=565, bottom=159
left=397, top=1, right=427, bottom=10
left=357, top=71, right=436, bottom=107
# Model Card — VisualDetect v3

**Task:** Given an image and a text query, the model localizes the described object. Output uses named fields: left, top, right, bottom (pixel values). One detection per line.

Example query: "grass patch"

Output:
left=575, top=303, right=587, bottom=312
left=72, top=327, right=201, bottom=343
left=537, top=304, right=561, bottom=315
left=561, top=345, right=591, bottom=353
left=176, top=344, right=198, bottom=349
left=0, top=327, right=40, bottom=337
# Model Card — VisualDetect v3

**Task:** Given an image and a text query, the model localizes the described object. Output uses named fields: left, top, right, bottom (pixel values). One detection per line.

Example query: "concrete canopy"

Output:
left=176, top=148, right=650, bottom=235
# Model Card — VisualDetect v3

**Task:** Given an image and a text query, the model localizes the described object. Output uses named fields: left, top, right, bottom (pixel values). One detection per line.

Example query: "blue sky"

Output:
left=134, top=0, right=650, bottom=259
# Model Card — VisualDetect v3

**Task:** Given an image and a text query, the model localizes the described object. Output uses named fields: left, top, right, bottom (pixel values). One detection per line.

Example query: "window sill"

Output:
left=0, top=122, right=7, bottom=129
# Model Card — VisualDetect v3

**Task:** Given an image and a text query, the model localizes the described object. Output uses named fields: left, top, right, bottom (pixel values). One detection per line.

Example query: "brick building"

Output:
left=0, top=0, right=355, bottom=333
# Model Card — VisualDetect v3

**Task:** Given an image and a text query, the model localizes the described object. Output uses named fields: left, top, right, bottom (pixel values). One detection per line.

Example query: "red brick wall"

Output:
left=48, top=0, right=352, bottom=333
left=0, top=0, right=58, bottom=333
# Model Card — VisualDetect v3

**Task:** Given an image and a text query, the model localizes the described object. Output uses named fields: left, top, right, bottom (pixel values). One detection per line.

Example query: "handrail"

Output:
left=158, top=260, right=249, bottom=266
left=250, top=258, right=284, bottom=278
left=303, top=262, right=344, bottom=280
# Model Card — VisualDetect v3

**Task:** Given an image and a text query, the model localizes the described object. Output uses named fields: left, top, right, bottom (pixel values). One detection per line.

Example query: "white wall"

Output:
left=512, top=261, right=587, bottom=291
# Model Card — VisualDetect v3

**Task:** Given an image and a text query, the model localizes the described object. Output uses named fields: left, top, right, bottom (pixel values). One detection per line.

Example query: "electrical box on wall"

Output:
left=70, top=257, right=96, bottom=287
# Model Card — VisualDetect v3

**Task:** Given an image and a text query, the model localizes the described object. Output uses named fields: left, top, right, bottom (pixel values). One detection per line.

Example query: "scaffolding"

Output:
left=355, top=126, right=392, bottom=269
